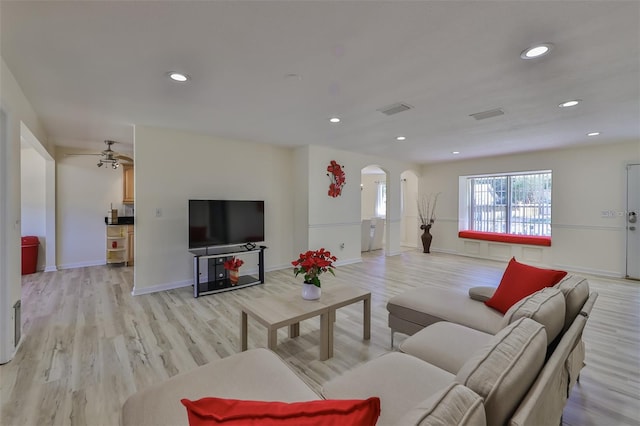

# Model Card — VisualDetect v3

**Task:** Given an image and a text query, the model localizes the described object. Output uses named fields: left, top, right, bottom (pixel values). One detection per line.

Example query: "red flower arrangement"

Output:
left=223, top=257, right=244, bottom=271
left=327, top=160, right=346, bottom=197
left=291, top=248, right=337, bottom=287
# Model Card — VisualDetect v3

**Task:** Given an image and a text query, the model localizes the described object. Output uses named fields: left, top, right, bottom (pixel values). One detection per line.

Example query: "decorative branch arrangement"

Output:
left=417, top=192, right=441, bottom=228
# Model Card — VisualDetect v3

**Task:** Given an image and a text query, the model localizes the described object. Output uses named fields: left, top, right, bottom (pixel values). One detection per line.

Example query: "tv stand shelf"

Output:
left=191, top=246, right=266, bottom=298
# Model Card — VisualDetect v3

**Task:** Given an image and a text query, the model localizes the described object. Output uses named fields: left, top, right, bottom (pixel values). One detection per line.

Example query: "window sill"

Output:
left=458, top=231, right=551, bottom=247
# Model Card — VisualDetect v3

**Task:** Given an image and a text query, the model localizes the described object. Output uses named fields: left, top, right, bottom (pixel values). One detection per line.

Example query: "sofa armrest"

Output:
left=468, top=286, right=496, bottom=302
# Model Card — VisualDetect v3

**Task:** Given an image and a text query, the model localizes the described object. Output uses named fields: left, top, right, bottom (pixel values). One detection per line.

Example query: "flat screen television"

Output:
left=189, top=200, right=265, bottom=249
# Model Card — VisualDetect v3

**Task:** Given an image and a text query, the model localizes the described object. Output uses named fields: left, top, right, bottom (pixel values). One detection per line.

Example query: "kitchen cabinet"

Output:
left=106, top=224, right=134, bottom=266
left=106, top=225, right=127, bottom=264
left=127, top=225, right=134, bottom=266
left=123, top=164, right=134, bottom=204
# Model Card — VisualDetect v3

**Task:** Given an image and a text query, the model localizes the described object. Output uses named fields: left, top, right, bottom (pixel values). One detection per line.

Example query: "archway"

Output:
left=361, top=165, right=387, bottom=254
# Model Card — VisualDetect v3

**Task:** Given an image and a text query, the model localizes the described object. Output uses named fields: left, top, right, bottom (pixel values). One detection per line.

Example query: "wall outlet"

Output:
left=155, top=208, right=162, bottom=218
left=340, top=242, right=345, bottom=249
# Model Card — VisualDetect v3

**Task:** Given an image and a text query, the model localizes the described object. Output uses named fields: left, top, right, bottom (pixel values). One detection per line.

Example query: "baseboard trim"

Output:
left=58, top=260, right=105, bottom=270
left=131, top=279, right=192, bottom=296
left=442, top=249, right=623, bottom=278
left=265, top=263, right=290, bottom=272
left=552, top=264, right=622, bottom=279
left=431, top=247, right=457, bottom=255
left=335, top=257, right=363, bottom=266
left=44, top=265, right=58, bottom=272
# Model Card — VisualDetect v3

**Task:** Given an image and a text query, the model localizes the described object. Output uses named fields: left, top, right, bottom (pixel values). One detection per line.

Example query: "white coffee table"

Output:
left=239, top=284, right=371, bottom=360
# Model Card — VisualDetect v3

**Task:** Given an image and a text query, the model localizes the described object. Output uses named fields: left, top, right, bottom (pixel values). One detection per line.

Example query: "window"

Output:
left=375, top=181, right=386, bottom=217
left=467, top=171, right=551, bottom=236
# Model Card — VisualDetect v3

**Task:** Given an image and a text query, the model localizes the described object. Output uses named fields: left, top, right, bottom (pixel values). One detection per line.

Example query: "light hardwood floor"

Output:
left=1, top=250, right=639, bottom=425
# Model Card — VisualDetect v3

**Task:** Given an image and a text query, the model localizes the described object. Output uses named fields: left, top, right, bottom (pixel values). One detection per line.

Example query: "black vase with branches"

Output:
left=417, top=193, right=440, bottom=254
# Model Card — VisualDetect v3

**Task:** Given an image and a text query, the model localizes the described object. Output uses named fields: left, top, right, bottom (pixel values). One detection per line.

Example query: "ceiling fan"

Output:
left=67, top=140, right=133, bottom=169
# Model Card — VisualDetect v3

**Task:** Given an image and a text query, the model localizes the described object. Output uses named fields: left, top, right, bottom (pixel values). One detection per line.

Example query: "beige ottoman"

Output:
left=121, top=348, right=320, bottom=426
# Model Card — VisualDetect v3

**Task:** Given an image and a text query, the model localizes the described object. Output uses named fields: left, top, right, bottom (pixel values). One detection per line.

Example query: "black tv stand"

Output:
left=191, top=246, right=266, bottom=298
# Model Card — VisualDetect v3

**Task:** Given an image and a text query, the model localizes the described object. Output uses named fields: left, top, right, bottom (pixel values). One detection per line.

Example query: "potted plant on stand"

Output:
left=292, top=248, right=337, bottom=300
left=417, top=192, right=441, bottom=253
left=224, top=257, right=244, bottom=285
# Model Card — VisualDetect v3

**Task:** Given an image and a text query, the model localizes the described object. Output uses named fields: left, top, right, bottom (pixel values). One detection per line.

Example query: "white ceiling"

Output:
left=1, top=1, right=638, bottom=163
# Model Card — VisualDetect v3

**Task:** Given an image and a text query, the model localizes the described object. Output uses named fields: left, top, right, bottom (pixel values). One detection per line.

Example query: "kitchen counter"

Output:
left=104, top=216, right=135, bottom=225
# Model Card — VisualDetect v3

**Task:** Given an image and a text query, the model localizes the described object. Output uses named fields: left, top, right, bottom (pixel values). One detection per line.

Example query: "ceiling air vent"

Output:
left=378, top=103, right=413, bottom=116
left=469, top=108, right=504, bottom=120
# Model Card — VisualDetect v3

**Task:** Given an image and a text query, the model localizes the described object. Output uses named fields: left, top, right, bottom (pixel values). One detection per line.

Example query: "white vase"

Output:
left=302, top=282, right=321, bottom=300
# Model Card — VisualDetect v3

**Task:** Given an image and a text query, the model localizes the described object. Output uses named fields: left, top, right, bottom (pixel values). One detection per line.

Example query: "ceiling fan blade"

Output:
left=65, top=153, right=101, bottom=157
left=116, top=154, right=133, bottom=162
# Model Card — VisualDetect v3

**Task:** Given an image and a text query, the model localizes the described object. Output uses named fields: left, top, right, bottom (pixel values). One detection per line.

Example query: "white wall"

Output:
left=420, top=141, right=640, bottom=276
left=292, top=146, right=310, bottom=256
left=56, top=147, right=123, bottom=269
left=133, top=125, right=295, bottom=295
left=0, top=57, right=50, bottom=362
left=21, top=147, right=46, bottom=271
left=297, top=145, right=418, bottom=262
left=401, top=171, right=420, bottom=247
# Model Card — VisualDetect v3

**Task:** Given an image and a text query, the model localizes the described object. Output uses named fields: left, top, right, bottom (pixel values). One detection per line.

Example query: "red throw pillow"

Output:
left=485, top=257, right=567, bottom=314
left=181, top=396, right=381, bottom=426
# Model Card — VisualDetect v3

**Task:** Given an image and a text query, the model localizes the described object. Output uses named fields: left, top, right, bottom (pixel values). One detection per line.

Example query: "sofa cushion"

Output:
left=400, top=322, right=492, bottom=374
left=322, top=352, right=455, bottom=426
left=388, top=287, right=505, bottom=334
left=555, top=275, right=590, bottom=331
left=121, top=348, right=320, bottom=426
left=395, top=383, right=486, bottom=426
left=500, top=287, right=566, bottom=345
left=468, top=286, right=496, bottom=302
left=455, top=317, right=547, bottom=426
left=180, top=396, right=381, bottom=426
left=485, top=258, right=568, bottom=314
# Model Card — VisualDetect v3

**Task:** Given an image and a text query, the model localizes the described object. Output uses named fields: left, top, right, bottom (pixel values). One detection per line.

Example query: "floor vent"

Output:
left=377, top=103, right=413, bottom=116
left=469, top=108, right=504, bottom=120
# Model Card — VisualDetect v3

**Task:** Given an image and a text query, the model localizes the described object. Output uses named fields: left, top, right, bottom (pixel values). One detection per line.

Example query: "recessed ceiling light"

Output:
left=329, top=117, right=341, bottom=123
left=396, top=136, right=406, bottom=141
left=452, top=151, right=460, bottom=155
left=559, top=99, right=581, bottom=108
left=520, top=43, right=553, bottom=59
left=168, top=72, right=189, bottom=82
left=587, top=132, right=601, bottom=136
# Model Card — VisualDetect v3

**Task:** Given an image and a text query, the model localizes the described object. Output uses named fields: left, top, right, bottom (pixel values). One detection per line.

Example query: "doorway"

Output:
left=361, top=165, right=387, bottom=254
left=626, top=164, right=639, bottom=280
left=20, top=123, right=55, bottom=273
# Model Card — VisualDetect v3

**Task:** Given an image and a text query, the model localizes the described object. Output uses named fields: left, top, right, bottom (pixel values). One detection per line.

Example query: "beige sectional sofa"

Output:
left=121, top=275, right=597, bottom=426
left=387, top=274, right=590, bottom=345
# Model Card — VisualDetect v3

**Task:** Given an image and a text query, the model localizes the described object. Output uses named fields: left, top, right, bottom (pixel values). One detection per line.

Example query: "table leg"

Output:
left=289, top=322, right=300, bottom=338
left=267, top=327, right=278, bottom=350
left=327, top=309, right=336, bottom=358
left=240, top=311, right=248, bottom=351
left=320, top=310, right=331, bottom=360
left=363, top=295, right=371, bottom=340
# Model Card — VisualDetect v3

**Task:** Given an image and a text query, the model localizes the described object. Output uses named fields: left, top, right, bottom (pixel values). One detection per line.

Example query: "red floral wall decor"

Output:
left=327, top=160, right=346, bottom=197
